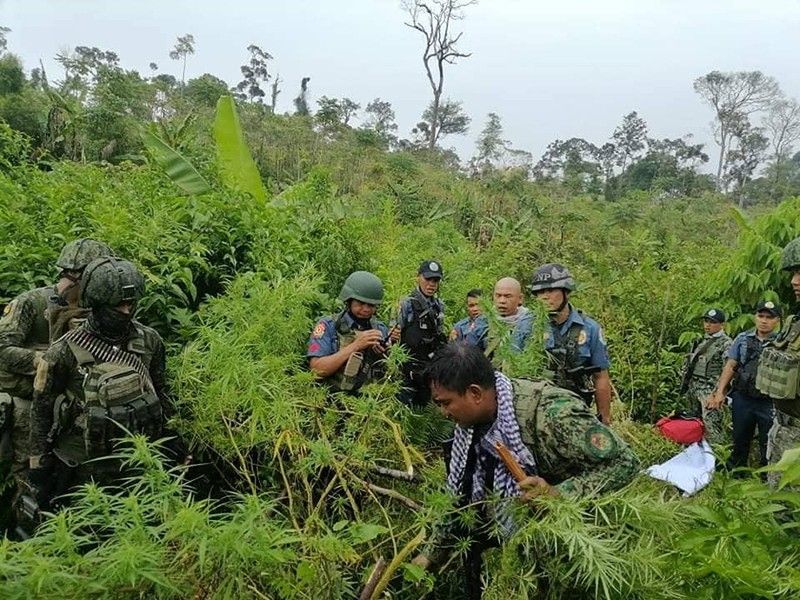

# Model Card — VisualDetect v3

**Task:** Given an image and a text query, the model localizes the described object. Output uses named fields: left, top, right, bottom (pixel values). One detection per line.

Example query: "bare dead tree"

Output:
left=764, top=97, right=800, bottom=161
left=693, top=71, right=780, bottom=190
left=403, top=0, right=475, bottom=150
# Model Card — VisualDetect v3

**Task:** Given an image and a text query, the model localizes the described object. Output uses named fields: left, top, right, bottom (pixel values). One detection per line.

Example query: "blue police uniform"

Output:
left=307, top=312, right=389, bottom=359
left=725, top=328, right=777, bottom=471
left=452, top=317, right=483, bottom=347
left=544, top=306, right=610, bottom=369
left=472, top=309, right=534, bottom=354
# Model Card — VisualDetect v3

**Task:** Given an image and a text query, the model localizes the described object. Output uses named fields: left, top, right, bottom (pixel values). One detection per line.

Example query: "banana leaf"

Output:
left=141, top=130, right=211, bottom=195
left=213, top=95, right=266, bottom=202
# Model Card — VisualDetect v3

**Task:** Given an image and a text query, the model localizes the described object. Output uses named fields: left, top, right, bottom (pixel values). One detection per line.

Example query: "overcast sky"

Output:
left=2, top=0, right=799, bottom=163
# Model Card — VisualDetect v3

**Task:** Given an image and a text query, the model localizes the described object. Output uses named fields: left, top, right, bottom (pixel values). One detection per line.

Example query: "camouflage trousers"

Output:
left=686, top=384, right=727, bottom=446
left=767, top=410, right=800, bottom=487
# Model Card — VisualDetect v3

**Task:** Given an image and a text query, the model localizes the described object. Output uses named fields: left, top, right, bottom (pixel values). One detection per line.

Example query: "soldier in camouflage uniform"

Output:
left=307, top=271, right=389, bottom=394
left=22, top=257, right=172, bottom=527
left=755, top=237, right=800, bottom=485
left=413, top=343, right=639, bottom=597
left=680, top=308, right=732, bottom=445
left=0, top=239, right=111, bottom=527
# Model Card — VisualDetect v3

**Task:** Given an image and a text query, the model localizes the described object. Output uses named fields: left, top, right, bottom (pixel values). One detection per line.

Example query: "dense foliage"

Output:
left=1, top=34, right=800, bottom=597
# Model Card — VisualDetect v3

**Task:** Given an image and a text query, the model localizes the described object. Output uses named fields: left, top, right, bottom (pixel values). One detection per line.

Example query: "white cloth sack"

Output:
left=645, top=439, right=715, bottom=496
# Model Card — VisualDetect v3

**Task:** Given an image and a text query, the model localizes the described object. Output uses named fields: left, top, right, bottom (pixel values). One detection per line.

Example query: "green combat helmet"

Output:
left=529, top=263, right=576, bottom=293
left=780, top=237, right=800, bottom=272
left=339, top=271, right=384, bottom=305
left=57, top=238, right=113, bottom=272
left=79, top=257, right=145, bottom=309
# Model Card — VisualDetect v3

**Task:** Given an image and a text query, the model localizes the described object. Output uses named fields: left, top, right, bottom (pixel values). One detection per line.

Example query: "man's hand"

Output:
left=353, top=329, right=385, bottom=352
left=706, top=392, right=724, bottom=410
left=519, top=475, right=559, bottom=502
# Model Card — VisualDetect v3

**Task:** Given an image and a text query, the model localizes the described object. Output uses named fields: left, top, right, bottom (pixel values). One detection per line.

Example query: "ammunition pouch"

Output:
left=757, top=332, right=800, bottom=417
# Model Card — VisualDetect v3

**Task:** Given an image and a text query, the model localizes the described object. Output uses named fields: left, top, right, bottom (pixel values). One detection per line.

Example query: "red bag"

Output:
left=656, top=414, right=705, bottom=445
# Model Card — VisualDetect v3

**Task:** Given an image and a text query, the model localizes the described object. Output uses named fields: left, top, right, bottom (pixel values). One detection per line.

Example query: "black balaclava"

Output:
left=88, top=306, right=133, bottom=345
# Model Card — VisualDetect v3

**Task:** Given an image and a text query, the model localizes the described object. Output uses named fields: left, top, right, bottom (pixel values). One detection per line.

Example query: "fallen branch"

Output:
left=358, top=557, right=387, bottom=600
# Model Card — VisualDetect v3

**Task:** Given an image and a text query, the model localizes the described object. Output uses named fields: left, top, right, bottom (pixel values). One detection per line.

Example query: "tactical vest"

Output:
left=757, top=316, right=800, bottom=417
left=400, top=290, right=445, bottom=368
left=690, top=335, right=730, bottom=381
left=324, top=311, right=384, bottom=393
left=56, top=329, right=162, bottom=461
left=733, top=334, right=768, bottom=400
left=544, top=315, right=594, bottom=403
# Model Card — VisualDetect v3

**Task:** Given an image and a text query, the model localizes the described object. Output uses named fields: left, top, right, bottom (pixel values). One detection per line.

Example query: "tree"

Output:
left=763, top=98, right=800, bottom=199
left=270, top=75, right=281, bottom=113
left=414, top=97, right=470, bottom=147
left=612, top=111, right=648, bottom=172
left=764, top=97, right=800, bottom=162
left=725, top=117, right=769, bottom=203
left=533, top=137, right=602, bottom=193
left=0, top=53, right=25, bottom=96
left=693, top=71, right=780, bottom=189
left=0, top=26, right=10, bottom=55
left=474, top=112, right=507, bottom=163
left=236, top=44, right=272, bottom=103
left=169, top=33, right=195, bottom=88
left=185, top=73, right=229, bottom=108
left=293, top=77, right=310, bottom=116
left=315, top=97, right=361, bottom=135
left=403, top=0, right=475, bottom=150
left=363, top=98, right=398, bottom=140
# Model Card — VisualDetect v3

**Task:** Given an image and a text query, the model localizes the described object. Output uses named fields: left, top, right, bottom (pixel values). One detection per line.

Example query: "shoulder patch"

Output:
left=2, top=302, right=12, bottom=317
left=584, top=425, right=618, bottom=459
left=577, top=329, right=588, bottom=345
left=598, top=327, right=606, bottom=345
left=312, top=322, right=326, bottom=338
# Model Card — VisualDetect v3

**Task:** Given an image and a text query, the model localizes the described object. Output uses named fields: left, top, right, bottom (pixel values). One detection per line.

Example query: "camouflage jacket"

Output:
left=426, top=379, right=639, bottom=563
left=0, top=287, right=53, bottom=398
left=29, top=320, right=171, bottom=460
left=510, top=378, right=639, bottom=496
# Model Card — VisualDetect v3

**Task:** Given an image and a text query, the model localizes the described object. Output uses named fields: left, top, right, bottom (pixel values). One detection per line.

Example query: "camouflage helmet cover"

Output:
left=780, top=237, right=800, bottom=272
left=529, top=263, right=576, bottom=292
left=79, top=257, right=145, bottom=309
left=57, top=238, right=113, bottom=272
left=339, top=271, right=384, bottom=305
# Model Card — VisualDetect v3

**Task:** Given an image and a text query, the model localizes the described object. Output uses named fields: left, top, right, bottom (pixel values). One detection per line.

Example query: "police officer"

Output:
left=0, top=238, right=111, bottom=531
left=307, top=271, right=389, bottom=394
left=450, top=289, right=483, bottom=345
left=390, top=260, right=447, bottom=406
left=412, top=343, right=638, bottom=598
left=756, top=237, right=800, bottom=484
left=708, top=301, right=780, bottom=473
left=23, top=257, right=172, bottom=524
left=679, top=308, right=732, bottom=444
left=529, top=264, right=612, bottom=424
